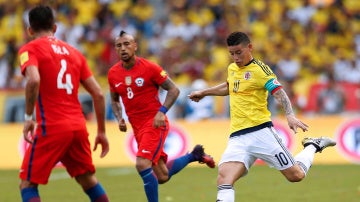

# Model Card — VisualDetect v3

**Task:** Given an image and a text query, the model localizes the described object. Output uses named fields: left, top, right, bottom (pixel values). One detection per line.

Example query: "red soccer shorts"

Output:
left=134, top=118, right=169, bottom=165
left=19, top=129, right=95, bottom=184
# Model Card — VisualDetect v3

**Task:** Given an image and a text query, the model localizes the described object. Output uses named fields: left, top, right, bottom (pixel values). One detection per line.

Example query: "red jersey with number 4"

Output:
left=18, top=36, right=92, bottom=135
left=108, top=57, right=168, bottom=130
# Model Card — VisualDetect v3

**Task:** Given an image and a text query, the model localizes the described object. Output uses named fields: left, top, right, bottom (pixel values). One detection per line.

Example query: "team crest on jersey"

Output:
left=135, top=77, right=144, bottom=87
left=125, top=76, right=132, bottom=85
left=244, top=71, right=251, bottom=80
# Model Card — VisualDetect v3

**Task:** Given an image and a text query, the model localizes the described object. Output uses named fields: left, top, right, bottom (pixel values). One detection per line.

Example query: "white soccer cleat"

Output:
left=302, top=137, right=336, bottom=153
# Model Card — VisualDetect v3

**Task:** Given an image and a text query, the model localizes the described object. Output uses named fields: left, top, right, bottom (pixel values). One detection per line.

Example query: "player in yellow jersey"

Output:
left=188, top=31, right=336, bottom=202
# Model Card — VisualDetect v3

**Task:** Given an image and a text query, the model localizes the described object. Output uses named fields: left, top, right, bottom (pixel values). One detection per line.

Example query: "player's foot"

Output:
left=302, top=137, right=336, bottom=153
left=191, top=144, right=215, bottom=168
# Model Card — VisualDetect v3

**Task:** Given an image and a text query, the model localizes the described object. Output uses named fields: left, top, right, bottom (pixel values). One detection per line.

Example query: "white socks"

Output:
left=294, top=144, right=317, bottom=175
left=217, top=184, right=234, bottom=202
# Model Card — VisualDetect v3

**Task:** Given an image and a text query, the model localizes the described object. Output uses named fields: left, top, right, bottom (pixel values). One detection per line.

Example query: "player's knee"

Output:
left=286, top=171, right=305, bottom=182
left=217, top=167, right=242, bottom=185
left=19, top=180, right=37, bottom=190
left=75, top=172, right=97, bottom=190
left=217, top=172, right=232, bottom=185
left=217, top=174, right=225, bottom=185
left=157, top=175, right=169, bottom=184
left=135, top=158, right=152, bottom=172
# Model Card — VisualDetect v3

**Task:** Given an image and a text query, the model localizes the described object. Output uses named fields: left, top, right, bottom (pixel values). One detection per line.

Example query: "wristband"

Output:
left=24, top=114, right=33, bottom=121
left=159, top=106, right=168, bottom=114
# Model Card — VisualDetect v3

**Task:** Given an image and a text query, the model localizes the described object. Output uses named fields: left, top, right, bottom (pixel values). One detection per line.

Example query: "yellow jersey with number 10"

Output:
left=227, top=59, right=282, bottom=134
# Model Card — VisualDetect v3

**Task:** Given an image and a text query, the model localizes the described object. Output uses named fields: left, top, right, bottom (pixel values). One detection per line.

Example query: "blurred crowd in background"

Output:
left=1, top=0, right=360, bottom=122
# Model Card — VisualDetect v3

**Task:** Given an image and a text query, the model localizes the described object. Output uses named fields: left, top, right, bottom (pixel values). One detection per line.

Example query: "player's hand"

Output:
left=188, top=91, right=204, bottom=102
left=153, top=111, right=166, bottom=128
left=23, top=120, right=35, bottom=144
left=93, top=132, right=109, bottom=158
left=286, top=114, right=309, bottom=134
left=118, top=118, right=127, bottom=132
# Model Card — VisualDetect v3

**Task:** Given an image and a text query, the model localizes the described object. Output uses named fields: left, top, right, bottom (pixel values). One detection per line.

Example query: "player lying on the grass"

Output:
left=188, top=31, right=336, bottom=202
left=108, top=30, right=215, bottom=202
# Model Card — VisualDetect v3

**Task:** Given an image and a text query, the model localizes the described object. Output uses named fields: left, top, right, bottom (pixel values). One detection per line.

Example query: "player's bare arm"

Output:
left=83, top=76, right=106, bottom=133
left=206, top=82, right=229, bottom=96
left=153, top=78, right=180, bottom=128
left=159, top=78, right=180, bottom=110
left=189, top=82, right=229, bottom=102
left=273, top=88, right=294, bottom=116
left=273, top=88, right=308, bottom=133
left=110, top=91, right=127, bottom=132
left=23, top=65, right=40, bottom=143
left=82, top=76, right=109, bottom=157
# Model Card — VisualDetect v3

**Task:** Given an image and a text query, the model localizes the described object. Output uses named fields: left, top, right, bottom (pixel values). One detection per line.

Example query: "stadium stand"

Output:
left=1, top=0, right=360, bottom=122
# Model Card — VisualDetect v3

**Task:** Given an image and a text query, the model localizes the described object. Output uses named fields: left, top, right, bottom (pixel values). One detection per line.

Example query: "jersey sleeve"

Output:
left=151, top=62, right=168, bottom=85
left=19, top=45, right=38, bottom=75
left=254, top=60, right=282, bottom=94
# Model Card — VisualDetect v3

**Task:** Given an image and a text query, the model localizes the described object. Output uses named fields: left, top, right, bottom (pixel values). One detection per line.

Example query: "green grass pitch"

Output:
left=1, top=164, right=358, bottom=201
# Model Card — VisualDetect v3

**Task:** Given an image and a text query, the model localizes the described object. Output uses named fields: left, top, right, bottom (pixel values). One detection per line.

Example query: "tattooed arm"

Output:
left=110, top=91, right=127, bottom=132
left=273, top=88, right=308, bottom=133
left=153, top=78, right=180, bottom=128
left=160, top=78, right=180, bottom=110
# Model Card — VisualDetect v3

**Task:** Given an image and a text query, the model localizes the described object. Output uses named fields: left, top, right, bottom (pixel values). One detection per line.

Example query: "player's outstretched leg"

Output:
left=302, top=136, right=336, bottom=153
left=293, top=136, right=336, bottom=180
left=165, top=144, right=215, bottom=182
left=191, top=144, right=215, bottom=168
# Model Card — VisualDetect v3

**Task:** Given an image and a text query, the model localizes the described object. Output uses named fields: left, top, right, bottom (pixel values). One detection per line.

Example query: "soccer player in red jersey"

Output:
left=108, top=31, right=215, bottom=202
left=18, top=5, right=109, bottom=202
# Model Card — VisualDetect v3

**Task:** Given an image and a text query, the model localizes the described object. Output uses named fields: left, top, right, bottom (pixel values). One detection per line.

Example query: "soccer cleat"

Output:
left=302, top=137, right=336, bottom=153
left=191, top=144, right=215, bottom=168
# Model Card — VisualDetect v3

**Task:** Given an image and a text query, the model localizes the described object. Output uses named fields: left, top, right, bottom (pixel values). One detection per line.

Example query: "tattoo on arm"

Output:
left=160, top=78, right=180, bottom=109
left=273, top=89, right=294, bottom=116
left=160, top=79, right=172, bottom=91
left=110, top=92, right=123, bottom=121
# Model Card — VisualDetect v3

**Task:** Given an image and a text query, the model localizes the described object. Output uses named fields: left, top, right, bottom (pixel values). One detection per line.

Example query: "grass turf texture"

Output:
left=1, top=164, right=358, bottom=202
